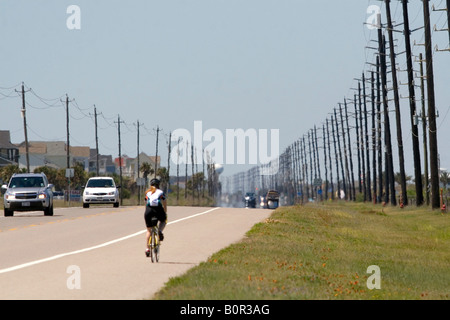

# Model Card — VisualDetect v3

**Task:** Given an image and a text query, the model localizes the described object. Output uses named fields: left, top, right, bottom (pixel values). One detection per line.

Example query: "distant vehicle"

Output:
left=82, top=177, right=120, bottom=208
left=264, top=190, right=280, bottom=209
left=2, top=173, right=54, bottom=217
left=244, top=192, right=256, bottom=208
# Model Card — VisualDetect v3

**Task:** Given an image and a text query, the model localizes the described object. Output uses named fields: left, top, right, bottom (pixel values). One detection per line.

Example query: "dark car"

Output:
left=2, top=173, right=54, bottom=216
left=244, top=192, right=256, bottom=208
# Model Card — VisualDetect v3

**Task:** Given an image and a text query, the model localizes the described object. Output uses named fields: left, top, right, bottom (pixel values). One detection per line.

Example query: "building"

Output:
left=16, top=141, right=90, bottom=172
left=0, top=130, right=19, bottom=167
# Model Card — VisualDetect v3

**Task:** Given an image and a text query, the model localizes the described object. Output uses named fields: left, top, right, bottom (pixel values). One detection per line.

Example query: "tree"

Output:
left=156, top=167, right=169, bottom=192
left=140, top=162, right=154, bottom=187
left=0, top=165, right=26, bottom=185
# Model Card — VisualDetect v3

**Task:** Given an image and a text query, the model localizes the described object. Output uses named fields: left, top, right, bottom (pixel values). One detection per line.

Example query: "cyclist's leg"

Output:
left=144, top=206, right=153, bottom=254
left=157, top=210, right=167, bottom=240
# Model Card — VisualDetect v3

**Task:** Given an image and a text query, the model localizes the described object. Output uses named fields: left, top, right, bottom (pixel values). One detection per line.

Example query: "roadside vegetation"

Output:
left=153, top=202, right=449, bottom=300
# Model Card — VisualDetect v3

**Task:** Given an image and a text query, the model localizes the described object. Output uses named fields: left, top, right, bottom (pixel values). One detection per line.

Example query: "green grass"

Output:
left=153, top=202, right=449, bottom=300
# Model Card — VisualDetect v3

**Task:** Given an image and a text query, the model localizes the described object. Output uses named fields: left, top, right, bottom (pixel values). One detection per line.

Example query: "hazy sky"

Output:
left=1, top=0, right=449, bottom=178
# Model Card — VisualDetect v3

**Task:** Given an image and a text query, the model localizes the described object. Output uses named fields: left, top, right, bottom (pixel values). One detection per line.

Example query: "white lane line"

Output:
left=0, top=207, right=220, bottom=274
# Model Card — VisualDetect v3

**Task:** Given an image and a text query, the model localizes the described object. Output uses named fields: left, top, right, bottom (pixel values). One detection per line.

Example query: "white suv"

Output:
left=82, top=177, right=120, bottom=208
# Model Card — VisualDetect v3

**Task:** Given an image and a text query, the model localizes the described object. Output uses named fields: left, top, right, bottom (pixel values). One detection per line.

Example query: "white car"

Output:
left=82, top=177, right=120, bottom=208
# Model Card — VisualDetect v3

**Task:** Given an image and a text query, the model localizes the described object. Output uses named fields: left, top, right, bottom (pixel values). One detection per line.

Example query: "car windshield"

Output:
left=9, top=177, right=45, bottom=188
left=86, top=179, right=115, bottom=188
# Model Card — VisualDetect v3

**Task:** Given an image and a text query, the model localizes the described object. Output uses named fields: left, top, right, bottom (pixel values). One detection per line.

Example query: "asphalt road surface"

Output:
left=0, top=205, right=271, bottom=300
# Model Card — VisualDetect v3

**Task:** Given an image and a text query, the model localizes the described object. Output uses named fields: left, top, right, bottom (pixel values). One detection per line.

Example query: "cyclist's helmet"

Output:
left=150, top=178, right=160, bottom=187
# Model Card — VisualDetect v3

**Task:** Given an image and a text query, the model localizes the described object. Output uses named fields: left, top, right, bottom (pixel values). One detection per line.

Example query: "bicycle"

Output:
left=146, top=217, right=160, bottom=263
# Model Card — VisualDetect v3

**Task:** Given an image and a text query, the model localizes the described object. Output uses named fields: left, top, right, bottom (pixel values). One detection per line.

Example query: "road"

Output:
left=0, top=205, right=271, bottom=300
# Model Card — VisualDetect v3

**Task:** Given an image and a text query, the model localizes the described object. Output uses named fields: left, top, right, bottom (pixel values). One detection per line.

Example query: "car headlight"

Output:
left=38, top=193, right=46, bottom=199
left=108, top=192, right=115, bottom=195
left=5, top=194, right=15, bottom=200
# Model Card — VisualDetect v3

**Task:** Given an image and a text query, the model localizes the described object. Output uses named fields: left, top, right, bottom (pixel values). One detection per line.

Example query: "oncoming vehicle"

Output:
left=244, top=192, right=256, bottom=208
left=2, top=173, right=54, bottom=217
left=264, top=190, right=280, bottom=209
left=82, top=177, right=120, bottom=208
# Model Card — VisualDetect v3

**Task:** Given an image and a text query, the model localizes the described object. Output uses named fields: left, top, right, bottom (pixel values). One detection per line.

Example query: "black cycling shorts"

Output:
left=144, top=205, right=167, bottom=228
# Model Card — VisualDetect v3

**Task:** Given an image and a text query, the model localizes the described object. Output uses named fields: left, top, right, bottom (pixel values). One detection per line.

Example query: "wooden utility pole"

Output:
left=17, top=83, right=30, bottom=172
left=154, top=125, right=160, bottom=179
left=401, top=0, right=423, bottom=206
left=385, top=0, right=406, bottom=206
left=376, top=56, right=383, bottom=204
left=419, top=53, right=430, bottom=206
left=115, top=115, right=125, bottom=205
left=326, top=120, right=334, bottom=200
left=65, top=95, right=70, bottom=170
left=371, top=71, right=377, bottom=203
left=322, top=125, right=328, bottom=201
left=167, top=131, right=172, bottom=195
left=331, top=115, right=340, bottom=199
left=94, top=106, right=100, bottom=176
left=358, top=82, right=366, bottom=200
left=344, top=99, right=356, bottom=201
left=423, top=0, right=440, bottom=209
left=136, top=119, right=143, bottom=203
left=339, top=103, right=351, bottom=200
left=363, top=74, right=371, bottom=202
left=354, top=93, right=362, bottom=194
left=379, top=30, right=396, bottom=205
left=334, top=108, right=346, bottom=200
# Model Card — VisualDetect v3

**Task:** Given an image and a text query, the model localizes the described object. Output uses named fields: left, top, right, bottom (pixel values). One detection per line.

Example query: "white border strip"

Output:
left=0, top=207, right=220, bottom=274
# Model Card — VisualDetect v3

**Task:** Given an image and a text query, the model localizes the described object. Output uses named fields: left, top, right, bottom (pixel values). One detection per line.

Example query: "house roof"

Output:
left=0, top=130, right=18, bottom=149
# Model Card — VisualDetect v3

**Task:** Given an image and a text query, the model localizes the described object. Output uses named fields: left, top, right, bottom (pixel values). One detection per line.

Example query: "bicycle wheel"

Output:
left=150, top=229, right=156, bottom=263
left=153, top=228, right=160, bottom=263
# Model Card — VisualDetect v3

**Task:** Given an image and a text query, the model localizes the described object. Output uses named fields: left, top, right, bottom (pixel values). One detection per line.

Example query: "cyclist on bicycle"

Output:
left=144, top=178, right=167, bottom=256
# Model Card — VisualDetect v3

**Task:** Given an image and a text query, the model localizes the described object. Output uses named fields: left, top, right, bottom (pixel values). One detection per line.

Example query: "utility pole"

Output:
left=376, top=56, right=383, bottom=204
left=334, top=109, right=346, bottom=200
left=363, top=74, right=371, bottom=202
left=314, top=125, right=322, bottom=201
left=65, top=95, right=70, bottom=170
left=167, top=131, right=172, bottom=195
left=354, top=93, right=362, bottom=194
left=94, top=106, right=100, bottom=176
left=185, top=140, right=188, bottom=199
left=339, top=103, right=351, bottom=201
left=358, top=81, right=367, bottom=201
left=344, top=99, right=356, bottom=201
left=419, top=53, right=430, bottom=206
left=331, top=115, right=340, bottom=199
left=136, top=120, right=143, bottom=203
left=322, top=124, right=328, bottom=201
left=325, top=121, right=334, bottom=200
left=176, top=137, right=181, bottom=203
left=401, top=0, right=423, bottom=206
left=385, top=0, right=406, bottom=206
left=423, top=0, right=440, bottom=209
left=371, top=71, right=377, bottom=203
left=379, top=27, right=396, bottom=206
left=17, top=83, right=30, bottom=172
left=115, top=115, right=125, bottom=206
left=154, top=125, right=160, bottom=179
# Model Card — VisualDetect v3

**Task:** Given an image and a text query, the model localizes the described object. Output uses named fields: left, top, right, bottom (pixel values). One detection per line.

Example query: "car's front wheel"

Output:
left=4, top=208, right=13, bottom=217
left=44, top=204, right=54, bottom=216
